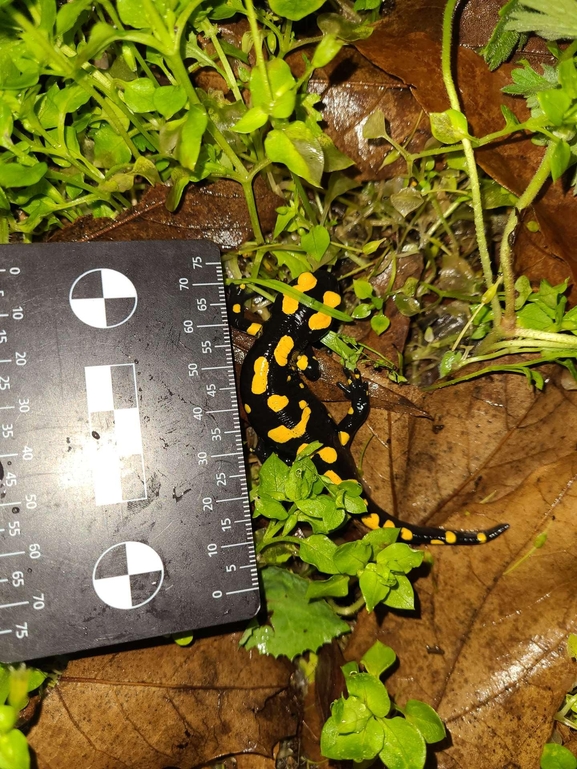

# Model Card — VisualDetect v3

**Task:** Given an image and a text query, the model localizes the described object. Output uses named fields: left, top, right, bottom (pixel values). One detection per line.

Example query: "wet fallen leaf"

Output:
left=49, top=178, right=279, bottom=250
left=28, top=633, right=299, bottom=768
left=337, top=370, right=577, bottom=767
left=355, top=0, right=577, bottom=286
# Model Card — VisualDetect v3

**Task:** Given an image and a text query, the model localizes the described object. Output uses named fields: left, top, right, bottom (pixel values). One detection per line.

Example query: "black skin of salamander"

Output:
left=229, top=272, right=509, bottom=546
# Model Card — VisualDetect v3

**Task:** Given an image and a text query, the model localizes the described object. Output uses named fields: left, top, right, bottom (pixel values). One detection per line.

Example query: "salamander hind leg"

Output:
left=361, top=508, right=509, bottom=545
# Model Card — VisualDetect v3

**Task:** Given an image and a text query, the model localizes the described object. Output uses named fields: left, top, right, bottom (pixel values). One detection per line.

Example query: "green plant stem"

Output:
left=202, top=22, right=243, bottom=102
left=329, top=594, right=366, bottom=616
left=0, top=218, right=8, bottom=244
left=500, top=142, right=555, bottom=332
left=441, top=0, right=501, bottom=326
left=244, top=0, right=273, bottom=104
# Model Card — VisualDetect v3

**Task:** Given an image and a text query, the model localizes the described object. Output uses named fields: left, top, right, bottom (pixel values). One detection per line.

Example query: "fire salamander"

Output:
left=230, top=270, right=508, bottom=546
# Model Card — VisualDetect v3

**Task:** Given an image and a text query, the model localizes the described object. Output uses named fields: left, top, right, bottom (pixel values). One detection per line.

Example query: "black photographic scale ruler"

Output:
left=0, top=240, right=259, bottom=663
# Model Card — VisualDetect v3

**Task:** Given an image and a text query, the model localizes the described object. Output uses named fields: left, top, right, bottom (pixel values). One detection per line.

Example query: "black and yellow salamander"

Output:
left=230, top=270, right=508, bottom=546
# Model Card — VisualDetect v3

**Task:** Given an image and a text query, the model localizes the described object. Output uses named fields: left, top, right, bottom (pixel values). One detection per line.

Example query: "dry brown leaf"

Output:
left=49, top=178, right=280, bottom=250
left=28, top=633, right=298, bottom=768
left=355, top=0, right=577, bottom=285
left=340, top=372, right=577, bottom=767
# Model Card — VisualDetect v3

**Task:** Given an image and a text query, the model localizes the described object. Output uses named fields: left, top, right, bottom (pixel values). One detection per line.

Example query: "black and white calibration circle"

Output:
left=92, top=542, right=164, bottom=610
left=69, top=268, right=138, bottom=328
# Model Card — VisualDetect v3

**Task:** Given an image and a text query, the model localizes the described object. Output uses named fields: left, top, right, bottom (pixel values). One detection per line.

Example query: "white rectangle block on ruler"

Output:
left=85, top=363, right=147, bottom=505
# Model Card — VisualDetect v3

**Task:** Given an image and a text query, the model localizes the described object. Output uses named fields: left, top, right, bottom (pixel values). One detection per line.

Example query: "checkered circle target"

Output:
left=70, top=268, right=138, bottom=328
left=92, top=541, right=164, bottom=610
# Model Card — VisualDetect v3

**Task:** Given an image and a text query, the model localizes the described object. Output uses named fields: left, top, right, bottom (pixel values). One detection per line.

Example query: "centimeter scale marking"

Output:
left=0, top=241, right=259, bottom=662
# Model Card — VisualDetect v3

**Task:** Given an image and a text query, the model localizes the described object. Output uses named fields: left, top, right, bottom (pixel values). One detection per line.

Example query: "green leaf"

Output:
left=312, top=33, right=343, bottom=68
left=296, top=495, right=346, bottom=533
left=117, top=0, right=151, bottom=28
left=517, top=302, right=556, bottom=331
left=301, top=225, right=330, bottom=262
left=345, top=672, right=391, bottom=718
left=429, top=109, right=469, bottom=144
left=333, top=540, right=372, bottom=575
left=242, top=567, right=349, bottom=659
left=538, top=89, right=571, bottom=127
left=92, top=124, right=132, bottom=168
left=0, top=706, right=17, bottom=736
left=364, top=527, right=399, bottom=557
left=285, top=457, right=318, bottom=501
left=481, top=0, right=526, bottom=70
left=353, top=279, right=374, bottom=300
left=439, top=350, right=463, bottom=377
left=0, top=44, right=39, bottom=90
left=404, top=700, right=446, bottom=744
left=361, top=640, right=397, bottom=678
left=352, top=303, right=372, bottom=320
left=249, top=58, right=296, bottom=119
left=380, top=717, right=427, bottom=769
left=551, top=139, right=572, bottom=182
left=268, top=0, right=327, bottom=21
left=376, top=543, right=423, bottom=574
left=265, top=121, right=325, bottom=187
left=390, top=188, right=423, bottom=217
left=233, top=106, right=269, bottom=133
left=254, top=493, right=289, bottom=520
left=371, top=313, right=390, bottom=335
left=124, top=78, right=156, bottom=113
left=540, top=743, right=577, bottom=769
left=0, top=162, right=48, bottom=188
left=506, top=0, right=577, bottom=40
left=331, top=695, right=372, bottom=734
left=384, top=574, right=416, bottom=611
left=56, top=0, right=92, bottom=35
left=502, top=60, right=558, bottom=97
left=0, top=729, right=30, bottom=769
left=306, top=574, right=349, bottom=600
left=78, top=22, right=119, bottom=64
left=299, top=534, right=339, bottom=574
left=258, top=454, right=290, bottom=500
left=359, top=564, right=391, bottom=612
left=317, top=12, right=374, bottom=41
left=321, top=711, right=384, bottom=760
left=177, top=104, right=208, bottom=172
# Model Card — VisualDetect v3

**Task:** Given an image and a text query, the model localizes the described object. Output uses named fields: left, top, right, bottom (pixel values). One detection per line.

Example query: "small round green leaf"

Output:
left=540, top=743, right=577, bottom=769
left=0, top=162, right=48, bottom=188
left=361, top=640, right=397, bottom=678
left=177, top=104, right=208, bottom=172
left=381, top=717, right=427, bottom=769
left=429, top=108, right=469, bottom=144
left=268, top=0, right=327, bottom=22
left=153, top=85, right=187, bottom=119
left=404, top=700, right=446, bottom=744
left=371, top=313, right=390, bottom=335
left=0, top=728, right=30, bottom=769
left=124, top=78, right=156, bottom=113
left=265, top=122, right=324, bottom=187
left=299, top=534, right=339, bottom=574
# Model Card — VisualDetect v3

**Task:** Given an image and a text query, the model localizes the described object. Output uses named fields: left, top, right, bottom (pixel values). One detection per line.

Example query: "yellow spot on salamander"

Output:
left=477, top=532, right=487, bottom=544
left=318, top=447, right=337, bottom=464
left=445, top=531, right=457, bottom=544
left=268, top=407, right=311, bottom=443
left=384, top=520, right=396, bottom=528
left=338, top=431, right=350, bottom=446
left=297, top=355, right=309, bottom=371
left=400, top=527, right=414, bottom=541
left=233, top=303, right=241, bottom=314
left=308, top=312, right=332, bottom=331
left=251, top=356, right=269, bottom=395
left=245, top=404, right=251, bottom=414
left=247, top=322, right=262, bottom=336
left=362, top=513, right=380, bottom=530
left=299, top=400, right=307, bottom=409
left=324, top=470, right=342, bottom=485
left=347, top=407, right=354, bottom=415
left=267, top=395, right=289, bottom=412
left=274, top=335, right=294, bottom=366
left=323, top=290, right=341, bottom=308
left=297, top=443, right=309, bottom=455
left=282, top=295, right=299, bottom=314
left=297, top=272, right=317, bottom=292
left=430, top=539, right=445, bottom=545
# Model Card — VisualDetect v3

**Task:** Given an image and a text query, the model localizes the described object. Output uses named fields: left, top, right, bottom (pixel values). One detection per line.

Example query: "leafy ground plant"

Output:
left=0, top=665, right=46, bottom=769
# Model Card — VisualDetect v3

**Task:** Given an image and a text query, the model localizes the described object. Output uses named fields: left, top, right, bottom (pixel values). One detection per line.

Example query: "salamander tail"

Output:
left=361, top=510, right=509, bottom=546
